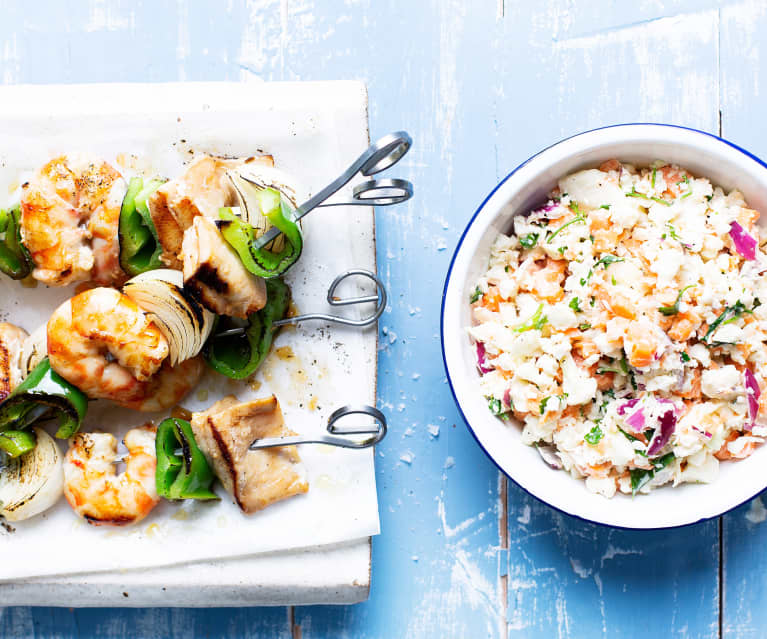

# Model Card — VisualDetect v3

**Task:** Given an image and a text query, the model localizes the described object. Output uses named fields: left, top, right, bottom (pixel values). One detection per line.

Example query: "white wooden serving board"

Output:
left=0, top=81, right=378, bottom=606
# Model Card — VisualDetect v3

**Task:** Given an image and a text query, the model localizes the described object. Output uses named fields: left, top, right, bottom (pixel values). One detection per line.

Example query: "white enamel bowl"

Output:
left=442, top=124, right=767, bottom=529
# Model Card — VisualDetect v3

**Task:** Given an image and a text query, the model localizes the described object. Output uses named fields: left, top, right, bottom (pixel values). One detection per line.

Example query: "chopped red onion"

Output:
left=692, top=425, right=713, bottom=439
left=536, top=444, right=562, bottom=469
left=625, top=409, right=646, bottom=432
left=503, top=388, right=512, bottom=410
left=476, top=342, right=493, bottom=374
left=617, top=398, right=640, bottom=416
left=647, top=410, right=676, bottom=456
left=657, top=397, right=681, bottom=415
left=729, top=221, right=757, bottom=260
left=744, top=368, right=760, bottom=431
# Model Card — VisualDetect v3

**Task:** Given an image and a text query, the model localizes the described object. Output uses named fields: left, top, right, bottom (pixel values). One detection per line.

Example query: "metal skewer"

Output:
left=113, top=404, right=387, bottom=463
left=250, top=131, right=413, bottom=250
left=249, top=404, right=387, bottom=450
left=215, top=269, right=386, bottom=337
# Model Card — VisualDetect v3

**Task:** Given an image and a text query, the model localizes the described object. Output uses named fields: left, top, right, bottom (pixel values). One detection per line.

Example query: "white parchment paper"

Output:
left=0, top=82, right=380, bottom=580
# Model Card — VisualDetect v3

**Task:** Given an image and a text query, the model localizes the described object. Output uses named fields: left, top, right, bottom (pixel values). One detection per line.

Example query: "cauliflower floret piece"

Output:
left=547, top=302, right=578, bottom=329
left=679, top=453, right=718, bottom=485
left=585, top=475, right=617, bottom=498
left=561, top=354, right=597, bottom=405
left=701, top=365, right=742, bottom=400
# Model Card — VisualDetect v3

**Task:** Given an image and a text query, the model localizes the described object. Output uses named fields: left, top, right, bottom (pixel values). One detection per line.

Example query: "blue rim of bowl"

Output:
left=440, top=122, right=767, bottom=531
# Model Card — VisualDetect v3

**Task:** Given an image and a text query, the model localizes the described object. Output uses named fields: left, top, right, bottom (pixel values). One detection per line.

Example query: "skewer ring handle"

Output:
left=326, top=404, right=388, bottom=448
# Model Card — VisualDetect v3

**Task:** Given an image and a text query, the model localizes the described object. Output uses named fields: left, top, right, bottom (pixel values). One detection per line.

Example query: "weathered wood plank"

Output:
left=719, top=3, right=767, bottom=638
left=281, top=0, right=508, bottom=636
left=492, top=4, right=721, bottom=637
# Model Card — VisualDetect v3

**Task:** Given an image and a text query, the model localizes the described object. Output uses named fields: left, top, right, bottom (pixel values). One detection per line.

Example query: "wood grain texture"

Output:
left=0, top=0, right=765, bottom=637
left=720, top=4, right=767, bottom=638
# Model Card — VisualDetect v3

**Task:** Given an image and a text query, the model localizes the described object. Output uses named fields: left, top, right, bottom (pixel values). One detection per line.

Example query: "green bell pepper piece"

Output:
left=0, top=204, right=33, bottom=280
left=203, top=278, right=291, bottom=379
left=0, top=429, right=36, bottom=458
left=0, top=357, right=88, bottom=439
left=118, top=176, right=166, bottom=276
left=155, top=417, right=218, bottom=501
left=218, top=188, right=303, bottom=278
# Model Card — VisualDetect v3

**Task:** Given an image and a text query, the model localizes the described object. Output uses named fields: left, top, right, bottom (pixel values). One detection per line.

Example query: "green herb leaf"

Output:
left=569, top=297, right=581, bottom=313
left=558, top=246, right=566, bottom=255
left=579, top=322, right=592, bottom=331
left=488, top=397, right=503, bottom=415
left=470, top=286, right=482, bottom=304
left=547, top=204, right=587, bottom=244
left=627, top=186, right=672, bottom=206
left=514, top=304, right=548, bottom=333
left=594, top=254, right=624, bottom=269
left=652, top=452, right=675, bottom=471
left=679, top=175, right=693, bottom=199
left=681, top=352, right=691, bottom=362
left=658, top=284, right=696, bottom=316
left=539, top=397, right=550, bottom=415
left=600, top=204, right=611, bottom=210
left=630, top=468, right=654, bottom=495
left=519, top=233, right=539, bottom=248
left=703, top=300, right=751, bottom=344
left=584, top=424, right=604, bottom=445
left=651, top=167, right=657, bottom=189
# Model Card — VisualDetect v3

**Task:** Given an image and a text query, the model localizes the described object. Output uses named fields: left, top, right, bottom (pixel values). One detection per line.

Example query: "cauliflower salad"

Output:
left=469, top=160, right=767, bottom=497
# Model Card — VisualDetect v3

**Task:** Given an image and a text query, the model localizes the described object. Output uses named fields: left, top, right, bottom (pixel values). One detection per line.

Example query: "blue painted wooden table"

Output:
left=2, top=1, right=767, bottom=637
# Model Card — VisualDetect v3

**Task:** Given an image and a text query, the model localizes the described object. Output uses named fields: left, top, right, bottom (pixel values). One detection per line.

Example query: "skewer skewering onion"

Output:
left=225, top=164, right=301, bottom=252
left=123, top=269, right=214, bottom=366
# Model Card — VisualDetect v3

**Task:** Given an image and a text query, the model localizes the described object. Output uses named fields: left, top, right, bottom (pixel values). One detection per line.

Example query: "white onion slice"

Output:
left=0, top=427, right=64, bottom=521
left=123, top=269, right=214, bottom=366
left=225, top=164, right=301, bottom=252
left=20, top=325, right=47, bottom=375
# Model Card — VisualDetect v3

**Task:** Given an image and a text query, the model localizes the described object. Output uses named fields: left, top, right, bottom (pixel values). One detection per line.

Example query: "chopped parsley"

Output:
left=470, top=286, right=482, bottom=304
left=569, top=297, right=581, bottom=313
left=658, top=284, right=696, bottom=316
left=702, top=300, right=751, bottom=344
left=626, top=186, right=672, bottom=206
left=590, top=297, right=596, bottom=307
left=651, top=167, right=657, bottom=189
left=539, top=397, right=550, bottom=415
left=631, top=453, right=676, bottom=495
left=594, top=254, right=624, bottom=269
left=630, top=468, right=653, bottom=495
left=547, top=202, right=587, bottom=243
left=584, top=424, right=604, bottom=445
left=600, top=204, right=611, bottom=210
left=596, top=365, right=620, bottom=374
left=681, top=352, right=691, bottom=362
left=514, top=303, right=548, bottom=333
left=519, top=233, right=539, bottom=248
left=678, top=175, right=693, bottom=199
left=488, top=397, right=503, bottom=415
left=558, top=246, right=566, bottom=255
left=579, top=322, right=592, bottom=331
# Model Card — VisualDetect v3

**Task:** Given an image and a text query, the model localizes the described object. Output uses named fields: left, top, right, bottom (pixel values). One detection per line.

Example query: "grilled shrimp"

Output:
left=48, top=287, right=203, bottom=411
left=118, top=356, right=205, bottom=412
left=64, top=425, right=159, bottom=525
left=21, top=154, right=127, bottom=286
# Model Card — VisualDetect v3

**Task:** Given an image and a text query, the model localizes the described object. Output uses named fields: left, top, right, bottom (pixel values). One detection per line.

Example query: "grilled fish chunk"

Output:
left=181, top=216, right=266, bottom=318
left=190, top=395, right=308, bottom=514
left=148, top=155, right=273, bottom=267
